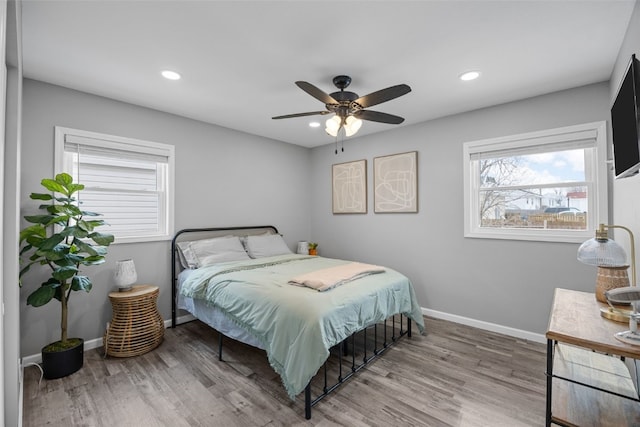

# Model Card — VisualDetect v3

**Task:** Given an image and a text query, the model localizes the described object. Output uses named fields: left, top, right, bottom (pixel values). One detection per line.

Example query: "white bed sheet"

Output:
left=177, top=269, right=265, bottom=350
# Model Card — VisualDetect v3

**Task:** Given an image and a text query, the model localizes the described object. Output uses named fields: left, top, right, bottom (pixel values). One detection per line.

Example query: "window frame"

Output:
left=463, top=121, right=608, bottom=243
left=54, top=126, right=175, bottom=244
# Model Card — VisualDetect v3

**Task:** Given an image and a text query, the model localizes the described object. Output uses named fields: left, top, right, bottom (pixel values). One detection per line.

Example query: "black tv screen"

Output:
left=611, top=54, right=640, bottom=179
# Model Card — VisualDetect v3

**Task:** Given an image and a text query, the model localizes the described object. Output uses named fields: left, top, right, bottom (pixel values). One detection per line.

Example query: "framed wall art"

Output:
left=374, top=151, right=418, bottom=213
left=332, top=159, right=367, bottom=214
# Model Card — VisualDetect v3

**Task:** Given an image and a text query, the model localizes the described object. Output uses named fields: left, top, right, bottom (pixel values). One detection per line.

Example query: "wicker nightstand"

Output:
left=104, top=285, right=164, bottom=357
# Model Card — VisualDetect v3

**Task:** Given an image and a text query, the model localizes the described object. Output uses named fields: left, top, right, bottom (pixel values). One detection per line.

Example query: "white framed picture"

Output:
left=374, top=151, right=418, bottom=213
left=332, top=159, right=367, bottom=214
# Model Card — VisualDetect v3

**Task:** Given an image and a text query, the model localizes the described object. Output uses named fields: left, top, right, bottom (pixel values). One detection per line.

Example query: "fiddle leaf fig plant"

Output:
left=19, top=173, right=114, bottom=350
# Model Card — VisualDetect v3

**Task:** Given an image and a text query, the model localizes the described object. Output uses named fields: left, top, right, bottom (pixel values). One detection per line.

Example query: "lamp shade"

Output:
left=325, top=115, right=341, bottom=137
left=577, top=238, right=628, bottom=267
left=114, top=259, right=137, bottom=291
left=344, top=116, right=362, bottom=137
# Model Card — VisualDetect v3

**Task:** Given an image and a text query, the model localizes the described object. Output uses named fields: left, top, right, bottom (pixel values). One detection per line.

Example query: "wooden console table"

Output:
left=546, top=288, right=640, bottom=426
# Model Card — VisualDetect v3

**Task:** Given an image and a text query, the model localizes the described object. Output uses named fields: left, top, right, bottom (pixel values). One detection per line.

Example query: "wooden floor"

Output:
left=22, top=316, right=546, bottom=426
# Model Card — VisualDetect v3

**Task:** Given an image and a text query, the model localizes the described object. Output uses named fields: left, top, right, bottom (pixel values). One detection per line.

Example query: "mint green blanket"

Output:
left=180, top=254, right=425, bottom=399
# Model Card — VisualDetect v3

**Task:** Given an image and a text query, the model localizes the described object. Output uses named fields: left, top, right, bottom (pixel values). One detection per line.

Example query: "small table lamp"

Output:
left=114, top=259, right=137, bottom=292
left=297, top=241, right=309, bottom=255
left=577, top=223, right=636, bottom=319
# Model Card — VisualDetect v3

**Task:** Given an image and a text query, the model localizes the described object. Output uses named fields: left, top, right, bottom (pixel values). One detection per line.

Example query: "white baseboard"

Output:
left=21, top=314, right=197, bottom=367
left=18, top=358, right=23, bottom=427
left=21, top=311, right=543, bottom=366
left=22, top=337, right=104, bottom=366
left=422, top=307, right=546, bottom=344
left=165, top=314, right=195, bottom=328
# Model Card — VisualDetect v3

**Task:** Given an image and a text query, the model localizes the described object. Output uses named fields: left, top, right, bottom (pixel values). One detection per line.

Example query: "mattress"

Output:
left=177, top=269, right=265, bottom=349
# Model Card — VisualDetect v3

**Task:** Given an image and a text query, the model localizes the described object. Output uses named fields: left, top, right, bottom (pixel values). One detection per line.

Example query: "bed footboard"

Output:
left=216, top=313, right=412, bottom=419
left=303, top=313, right=412, bottom=419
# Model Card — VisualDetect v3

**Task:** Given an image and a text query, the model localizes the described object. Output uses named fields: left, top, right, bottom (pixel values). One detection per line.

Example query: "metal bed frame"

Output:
left=171, top=226, right=414, bottom=420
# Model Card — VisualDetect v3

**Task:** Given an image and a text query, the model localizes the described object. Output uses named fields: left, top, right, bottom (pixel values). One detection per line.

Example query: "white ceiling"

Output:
left=21, top=0, right=636, bottom=148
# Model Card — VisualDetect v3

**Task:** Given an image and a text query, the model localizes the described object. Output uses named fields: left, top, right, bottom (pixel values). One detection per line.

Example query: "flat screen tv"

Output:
left=611, top=54, right=640, bottom=179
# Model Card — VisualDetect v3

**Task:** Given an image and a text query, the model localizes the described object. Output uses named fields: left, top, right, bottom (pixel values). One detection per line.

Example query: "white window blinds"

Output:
left=55, top=127, right=175, bottom=243
left=467, top=128, right=598, bottom=160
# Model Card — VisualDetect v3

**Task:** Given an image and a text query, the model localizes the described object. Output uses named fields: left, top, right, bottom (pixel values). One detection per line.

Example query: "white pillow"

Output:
left=245, top=234, right=292, bottom=258
left=176, top=236, right=250, bottom=268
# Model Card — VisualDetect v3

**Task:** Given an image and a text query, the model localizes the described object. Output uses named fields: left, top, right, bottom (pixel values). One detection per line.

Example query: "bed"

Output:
left=171, top=225, right=425, bottom=419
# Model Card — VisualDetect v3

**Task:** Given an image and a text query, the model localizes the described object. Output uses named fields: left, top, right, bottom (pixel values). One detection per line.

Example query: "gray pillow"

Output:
left=245, top=234, right=292, bottom=258
left=176, top=235, right=250, bottom=268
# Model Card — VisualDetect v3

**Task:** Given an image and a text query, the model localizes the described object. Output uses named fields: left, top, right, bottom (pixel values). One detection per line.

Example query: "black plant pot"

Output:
left=42, top=338, right=84, bottom=380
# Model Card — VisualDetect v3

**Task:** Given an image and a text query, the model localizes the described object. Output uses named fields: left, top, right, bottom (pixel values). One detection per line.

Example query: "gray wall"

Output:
left=611, top=0, right=640, bottom=278
left=310, top=82, right=610, bottom=335
left=20, top=79, right=311, bottom=356
left=18, top=75, right=617, bottom=353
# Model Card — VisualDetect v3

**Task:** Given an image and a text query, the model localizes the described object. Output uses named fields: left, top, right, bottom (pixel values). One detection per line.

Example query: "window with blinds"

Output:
left=463, top=121, right=608, bottom=243
left=54, top=127, right=175, bottom=244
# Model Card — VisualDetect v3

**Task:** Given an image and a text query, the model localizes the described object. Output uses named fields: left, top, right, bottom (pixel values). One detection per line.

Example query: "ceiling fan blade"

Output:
left=354, top=84, right=411, bottom=108
left=272, top=111, right=331, bottom=120
left=296, top=81, right=338, bottom=105
left=354, top=110, right=405, bottom=124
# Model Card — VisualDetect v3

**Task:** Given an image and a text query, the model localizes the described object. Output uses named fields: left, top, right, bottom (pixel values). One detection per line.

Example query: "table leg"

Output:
left=546, top=339, right=554, bottom=427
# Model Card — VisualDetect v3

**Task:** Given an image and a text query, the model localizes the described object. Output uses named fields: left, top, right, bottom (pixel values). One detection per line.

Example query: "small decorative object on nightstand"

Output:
left=104, top=285, right=164, bottom=357
left=114, top=259, right=137, bottom=292
left=297, top=241, right=309, bottom=255
left=308, top=242, right=318, bottom=256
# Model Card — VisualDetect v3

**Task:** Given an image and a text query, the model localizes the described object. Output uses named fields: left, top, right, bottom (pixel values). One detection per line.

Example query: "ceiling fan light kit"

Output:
left=325, top=115, right=363, bottom=137
left=273, top=75, right=411, bottom=140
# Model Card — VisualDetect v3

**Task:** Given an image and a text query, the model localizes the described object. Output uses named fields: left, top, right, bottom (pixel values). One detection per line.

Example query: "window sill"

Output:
left=112, top=234, right=172, bottom=245
left=464, top=228, right=592, bottom=244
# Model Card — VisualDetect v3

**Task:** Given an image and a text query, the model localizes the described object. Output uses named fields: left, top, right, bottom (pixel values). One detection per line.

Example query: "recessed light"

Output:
left=459, top=71, right=480, bottom=81
left=161, top=70, right=181, bottom=80
left=309, top=122, right=320, bottom=128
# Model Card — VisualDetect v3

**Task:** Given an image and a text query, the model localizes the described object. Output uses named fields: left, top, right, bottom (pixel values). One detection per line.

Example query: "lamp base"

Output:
left=614, top=330, right=640, bottom=346
left=600, top=306, right=632, bottom=323
left=595, top=266, right=630, bottom=303
left=118, top=286, right=133, bottom=292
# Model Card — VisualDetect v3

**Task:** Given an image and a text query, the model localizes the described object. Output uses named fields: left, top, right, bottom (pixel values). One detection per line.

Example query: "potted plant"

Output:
left=308, top=242, right=318, bottom=256
left=19, top=173, right=114, bottom=379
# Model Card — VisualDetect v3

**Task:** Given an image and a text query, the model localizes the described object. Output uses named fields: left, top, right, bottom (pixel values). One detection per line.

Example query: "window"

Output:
left=55, top=127, right=175, bottom=244
left=463, top=121, right=608, bottom=243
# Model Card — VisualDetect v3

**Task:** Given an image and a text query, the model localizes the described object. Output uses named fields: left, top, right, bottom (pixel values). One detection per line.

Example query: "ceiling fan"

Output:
left=272, top=75, right=411, bottom=137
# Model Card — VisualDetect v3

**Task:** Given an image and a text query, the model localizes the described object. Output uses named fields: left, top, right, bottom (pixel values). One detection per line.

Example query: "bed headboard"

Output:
left=170, top=225, right=279, bottom=327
